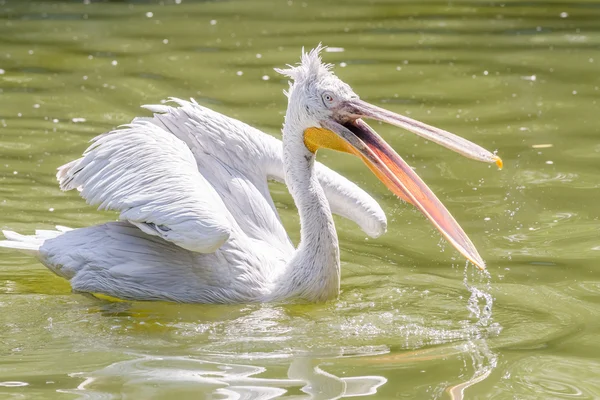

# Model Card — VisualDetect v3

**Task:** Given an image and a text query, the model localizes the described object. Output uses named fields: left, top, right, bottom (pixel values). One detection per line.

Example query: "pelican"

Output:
left=0, top=46, right=501, bottom=303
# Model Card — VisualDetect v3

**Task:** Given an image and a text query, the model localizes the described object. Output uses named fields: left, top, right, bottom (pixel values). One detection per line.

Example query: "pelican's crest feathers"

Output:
left=274, top=44, right=334, bottom=87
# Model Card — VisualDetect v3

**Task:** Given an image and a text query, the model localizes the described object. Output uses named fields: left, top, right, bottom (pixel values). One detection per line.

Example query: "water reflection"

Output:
left=62, top=355, right=386, bottom=399
left=60, top=340, right=500, bottom=399
left=49, top=269, right=501, bottom=400
left=446, top=337, right=497, bottom=400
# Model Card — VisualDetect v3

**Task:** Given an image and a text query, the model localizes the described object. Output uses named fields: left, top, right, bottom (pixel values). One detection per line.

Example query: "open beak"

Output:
left=344, top=99, right=502, bottom=168
left=306, top=99, right=501, bottom=270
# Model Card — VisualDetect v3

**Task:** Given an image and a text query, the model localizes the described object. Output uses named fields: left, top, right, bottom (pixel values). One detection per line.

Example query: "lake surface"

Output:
left=1, top=0, right=599, bottom=398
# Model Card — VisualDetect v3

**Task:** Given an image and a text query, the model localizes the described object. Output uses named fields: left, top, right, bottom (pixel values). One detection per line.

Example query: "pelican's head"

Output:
left=276, top=46, right=502, bottom=270
left=275, top=47, right=358, bottom=129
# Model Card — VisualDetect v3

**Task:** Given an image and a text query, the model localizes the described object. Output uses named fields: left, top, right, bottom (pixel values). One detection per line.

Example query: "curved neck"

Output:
left=273, top=114, right=341, bottom=302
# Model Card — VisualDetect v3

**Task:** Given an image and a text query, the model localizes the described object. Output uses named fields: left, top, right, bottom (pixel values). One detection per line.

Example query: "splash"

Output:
left=446, top=262, right=501, bottom=400
left=463, top=263, right=494, bottom=328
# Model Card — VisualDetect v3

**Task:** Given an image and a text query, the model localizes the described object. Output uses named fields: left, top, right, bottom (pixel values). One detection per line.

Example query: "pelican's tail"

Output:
left=0, top=226, right=73, bottom=256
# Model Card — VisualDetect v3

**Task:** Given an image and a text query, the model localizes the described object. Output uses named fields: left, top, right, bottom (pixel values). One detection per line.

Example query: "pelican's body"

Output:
left=0, top=47, right=500, bottom=303
left=4, top=99, right=383, bottom=303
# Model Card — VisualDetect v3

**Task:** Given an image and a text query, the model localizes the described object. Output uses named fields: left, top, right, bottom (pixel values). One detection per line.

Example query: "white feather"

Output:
left=0, top=228, right=64, bottom=256
left=2, top=46, right=391, bottom=303
left=57, top=121, right=232, bottom=253
left=140, top=98, right=386, bottom=239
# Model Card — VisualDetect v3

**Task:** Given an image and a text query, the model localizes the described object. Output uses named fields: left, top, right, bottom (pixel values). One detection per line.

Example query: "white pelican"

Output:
left=0, top=46, right=501, bottom=303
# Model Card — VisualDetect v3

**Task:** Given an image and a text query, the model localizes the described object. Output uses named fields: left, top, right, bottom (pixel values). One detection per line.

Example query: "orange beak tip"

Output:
left=493, top=156, right=503, bottom=170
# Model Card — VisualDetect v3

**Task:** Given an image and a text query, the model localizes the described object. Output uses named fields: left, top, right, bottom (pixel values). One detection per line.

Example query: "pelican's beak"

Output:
left=305, top=99, right=501, bottom=270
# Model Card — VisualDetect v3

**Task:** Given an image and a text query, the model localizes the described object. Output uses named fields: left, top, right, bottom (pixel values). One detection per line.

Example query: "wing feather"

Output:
left=138, top=99, right=293, bottom=253
left=57, top=121, right=233, bottom=253
left=142, top=98, right=387, bottom=239
left=59, top=98, right=386, bottom=258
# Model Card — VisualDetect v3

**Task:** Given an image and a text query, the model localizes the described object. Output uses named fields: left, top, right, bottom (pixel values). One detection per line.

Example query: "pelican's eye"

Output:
left=322, top=92, right=335, bottom=107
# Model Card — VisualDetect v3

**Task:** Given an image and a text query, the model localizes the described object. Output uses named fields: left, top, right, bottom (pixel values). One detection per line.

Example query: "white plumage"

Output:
left=2, top=97, right=386, bottom=303
left=0, top=46, right=500, bottom=303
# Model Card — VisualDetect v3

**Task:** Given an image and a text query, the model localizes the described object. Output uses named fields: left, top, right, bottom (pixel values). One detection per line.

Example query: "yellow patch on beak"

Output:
left=303, top=127, right=355, bottom=154
left=304, top=127, right=416, bottom=206
left=304, top=127, right=413, bottom=205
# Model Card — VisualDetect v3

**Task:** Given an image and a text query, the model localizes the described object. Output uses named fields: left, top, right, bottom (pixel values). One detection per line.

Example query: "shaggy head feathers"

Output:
left=275, top=45, right=357, bottom=125
left=274, top=44, right=334, bottom=88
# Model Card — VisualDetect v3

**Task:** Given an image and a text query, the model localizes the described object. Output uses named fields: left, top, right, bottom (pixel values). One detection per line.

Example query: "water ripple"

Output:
left=505, top=356, right=600, bottom=399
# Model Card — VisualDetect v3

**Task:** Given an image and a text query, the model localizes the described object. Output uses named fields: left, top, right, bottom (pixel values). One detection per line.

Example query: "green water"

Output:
left=1, top=0, right=599, bottom=398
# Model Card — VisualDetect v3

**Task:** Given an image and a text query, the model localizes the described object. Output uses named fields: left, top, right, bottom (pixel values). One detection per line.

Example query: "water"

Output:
left=1, top=0, right=599, bottom=398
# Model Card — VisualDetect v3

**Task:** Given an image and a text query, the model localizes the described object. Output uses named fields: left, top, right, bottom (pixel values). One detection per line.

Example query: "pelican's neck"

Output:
left=274, top=117, right=341, bottom=302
